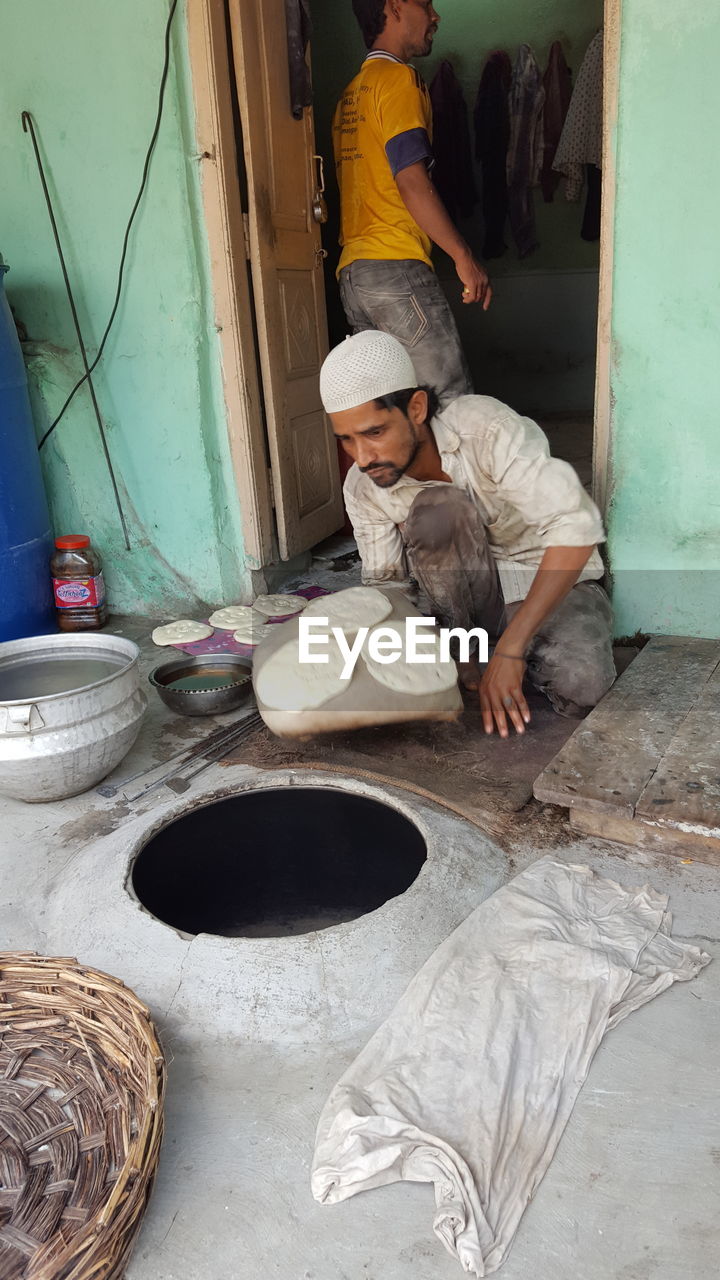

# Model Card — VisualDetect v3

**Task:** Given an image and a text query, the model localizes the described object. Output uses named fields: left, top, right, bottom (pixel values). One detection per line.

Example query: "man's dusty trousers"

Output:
left=401, top=487, right=616, bottom=718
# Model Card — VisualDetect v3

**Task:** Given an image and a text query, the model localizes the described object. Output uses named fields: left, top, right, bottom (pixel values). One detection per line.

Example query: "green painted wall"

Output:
left=607, top=1, right=720, bottom=638
left=1, top=0, right=249, bottom=617
left=312, top=0, right=603, bottom=412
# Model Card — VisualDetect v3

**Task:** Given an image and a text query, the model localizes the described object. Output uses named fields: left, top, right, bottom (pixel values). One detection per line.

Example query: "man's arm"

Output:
left=343, top=483, right=414, bottom=596
left=479, top=545, right=596, bottom=738
left=395, top=161, right=492, bottom=309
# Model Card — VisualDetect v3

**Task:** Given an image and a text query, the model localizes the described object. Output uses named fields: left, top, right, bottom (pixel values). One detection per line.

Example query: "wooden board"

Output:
left=536, top=636, right=720, bottom=864
left=635, top=660, right=720, bottom=836
left=227, top=0, right=344, bottom=558
left=533, top=637, right=720, bottom=816
left=570, top=809, right=720, bottom=868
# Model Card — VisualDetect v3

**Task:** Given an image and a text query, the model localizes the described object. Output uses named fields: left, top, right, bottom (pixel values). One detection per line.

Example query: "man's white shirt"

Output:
left=343, top=395, right=605, bottom=603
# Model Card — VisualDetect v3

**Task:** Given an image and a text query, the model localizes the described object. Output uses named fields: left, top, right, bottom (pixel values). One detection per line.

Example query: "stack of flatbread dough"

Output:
left=151, top=594, right=308, bottom=648
left=252, top=587, right=462, bottom=738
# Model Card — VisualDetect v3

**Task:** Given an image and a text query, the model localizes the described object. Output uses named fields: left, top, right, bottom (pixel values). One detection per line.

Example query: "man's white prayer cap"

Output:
left=320, top=330, right=418, bottom=414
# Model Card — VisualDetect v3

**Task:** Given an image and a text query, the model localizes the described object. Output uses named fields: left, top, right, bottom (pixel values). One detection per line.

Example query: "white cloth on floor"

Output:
left=311, top=857, right=710, bottom=1277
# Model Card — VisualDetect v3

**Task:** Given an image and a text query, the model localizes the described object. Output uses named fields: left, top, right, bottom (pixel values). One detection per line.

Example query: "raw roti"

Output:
left=209, top=605, right=266, bottom=631
left=361, top=623, right=458, bottom=695
left=302, top=586, right=392, bottom=636
left=253, top=593, right=308, bottom=618
left=232, top=620, right=267, bottom=646
left=255, top=635, right=348, bottom=712
left=152, top=620, right=214, bottom=646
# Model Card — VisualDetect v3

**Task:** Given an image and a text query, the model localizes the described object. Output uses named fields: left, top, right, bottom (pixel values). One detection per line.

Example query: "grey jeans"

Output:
left=339, top=259, right=472, bottom=407
left=402, top=487, right=616, bottom=718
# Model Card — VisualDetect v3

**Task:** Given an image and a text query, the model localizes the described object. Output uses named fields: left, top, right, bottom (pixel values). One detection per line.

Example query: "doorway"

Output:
left=188, top=0, right=619, bottom=578
left=311, top=0, right=616, bottom=506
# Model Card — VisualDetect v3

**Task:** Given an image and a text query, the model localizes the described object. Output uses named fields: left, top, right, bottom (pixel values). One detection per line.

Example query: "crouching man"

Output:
left=319, top=330, right=615, bottom=737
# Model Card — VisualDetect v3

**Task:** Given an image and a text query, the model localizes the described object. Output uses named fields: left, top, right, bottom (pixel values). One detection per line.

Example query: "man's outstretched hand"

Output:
left=478, top=653, right=530, bottom=738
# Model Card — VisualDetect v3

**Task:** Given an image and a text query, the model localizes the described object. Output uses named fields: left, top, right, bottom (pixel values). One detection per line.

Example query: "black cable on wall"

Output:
left=35, top=0, right=180, bottom=452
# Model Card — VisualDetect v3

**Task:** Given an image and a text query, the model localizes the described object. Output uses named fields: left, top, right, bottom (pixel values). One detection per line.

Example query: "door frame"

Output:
left=186, top=0, right=274, bottom=569
left=188, top=0, right=622, bottom=543
left=593, top=0, right=622, bottom=515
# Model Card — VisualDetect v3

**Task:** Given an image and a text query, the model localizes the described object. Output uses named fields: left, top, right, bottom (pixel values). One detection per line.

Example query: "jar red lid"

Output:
left=55, top=535, right=90, bottom=550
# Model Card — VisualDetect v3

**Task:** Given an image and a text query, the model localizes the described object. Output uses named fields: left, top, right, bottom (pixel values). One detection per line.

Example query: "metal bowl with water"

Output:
left=0, top=633, right=146, bottom=802
left=149, top=654, right=253, bottom=716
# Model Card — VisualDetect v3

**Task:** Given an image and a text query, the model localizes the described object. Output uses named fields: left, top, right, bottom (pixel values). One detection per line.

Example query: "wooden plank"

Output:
left=227, top=0, right=344, bottom=559
left=533, top=637, right=720, bottom=816
left=635, top=659, right=720, bottom=835
left=570, top=809, right=720, bottom=869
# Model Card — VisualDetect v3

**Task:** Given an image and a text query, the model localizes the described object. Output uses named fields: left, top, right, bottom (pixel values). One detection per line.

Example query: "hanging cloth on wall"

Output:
left=506, top=45, right=545, bottom=259
left=552, top=29, right=603, bottom=200
left=429, top=60, right=478, bottom=222
left=541, top=41, right=572, bottom=202
left=285, top=0, right=313, bottom=120
left=473, top=51, right=512, bottom=259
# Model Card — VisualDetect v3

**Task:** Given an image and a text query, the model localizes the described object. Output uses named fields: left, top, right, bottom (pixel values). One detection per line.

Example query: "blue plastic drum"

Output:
left=0, top=259, right=55, bottom=640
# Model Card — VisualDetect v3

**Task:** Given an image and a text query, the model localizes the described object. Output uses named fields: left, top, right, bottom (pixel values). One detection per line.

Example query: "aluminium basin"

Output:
left=0, top=633, right=146, bottom=802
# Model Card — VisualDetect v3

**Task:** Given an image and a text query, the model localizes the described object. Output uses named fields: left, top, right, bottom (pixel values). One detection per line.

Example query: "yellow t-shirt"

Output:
left=333, top=53, right=434, bottom=274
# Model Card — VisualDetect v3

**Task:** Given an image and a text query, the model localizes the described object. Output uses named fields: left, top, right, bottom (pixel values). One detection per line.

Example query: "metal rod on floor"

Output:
left=21, top=110, right=132, bottom=551
left=124, top=712, right=263, bottom=804
left=97, top=710, right=262, bottom=798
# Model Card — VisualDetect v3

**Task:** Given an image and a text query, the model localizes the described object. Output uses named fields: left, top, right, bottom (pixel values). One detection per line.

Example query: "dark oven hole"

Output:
left=130, top=787, right=427, bottom=938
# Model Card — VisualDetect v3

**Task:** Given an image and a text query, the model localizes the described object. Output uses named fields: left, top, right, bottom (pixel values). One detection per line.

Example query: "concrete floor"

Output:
left=2, top=618, right=718, bottom=1279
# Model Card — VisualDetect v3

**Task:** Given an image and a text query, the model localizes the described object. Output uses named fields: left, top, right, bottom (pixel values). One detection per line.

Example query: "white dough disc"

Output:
left=302, top=586, right=392, bottom=636
left=209, top=605, right=266, bottom=631
left=232, top=620, right=268, bottom=646
left=253, top=593, right=308, bottom=618
left=255, top=635, right=348, bottom=712
left=152, top=620, right=214, bottom=646
left=361, top=623, right=458, bottom=695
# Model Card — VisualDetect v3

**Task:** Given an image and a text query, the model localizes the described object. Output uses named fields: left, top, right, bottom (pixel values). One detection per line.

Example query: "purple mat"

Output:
left=169, top=586, right=333, bottom=661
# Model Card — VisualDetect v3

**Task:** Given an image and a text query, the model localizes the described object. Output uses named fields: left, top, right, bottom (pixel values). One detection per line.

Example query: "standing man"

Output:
left=333, top=1, right=492, bottom=406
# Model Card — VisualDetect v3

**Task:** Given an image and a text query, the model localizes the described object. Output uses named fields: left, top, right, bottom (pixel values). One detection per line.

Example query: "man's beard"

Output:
left=417, top=26, right=438, bottom=57
left=362, top=428, right=421, bottom=488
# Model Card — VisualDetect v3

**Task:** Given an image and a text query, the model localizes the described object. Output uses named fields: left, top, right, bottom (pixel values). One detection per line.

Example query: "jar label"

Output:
left=53, top=573, right=106, bottom=609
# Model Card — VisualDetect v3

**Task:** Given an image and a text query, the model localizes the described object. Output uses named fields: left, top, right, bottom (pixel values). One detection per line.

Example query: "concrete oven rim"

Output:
left=122, top=768, right=455, bottom=945
left=43, top=762, right=508, bottom=1043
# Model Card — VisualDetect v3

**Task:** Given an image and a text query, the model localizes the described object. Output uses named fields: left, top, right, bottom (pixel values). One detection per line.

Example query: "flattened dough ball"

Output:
left=209, top=605, right=266, bottom=631
left=152, top=620, right=214, bottom=646
left=362, top=623, right=458, bottom=694
left=232, top=620, right=268, bottom=646
left=253, top=593, right=308, bottom=618
left=302, top=586, right=392, bottom=636
left=255, top=635, right=348, bottom=712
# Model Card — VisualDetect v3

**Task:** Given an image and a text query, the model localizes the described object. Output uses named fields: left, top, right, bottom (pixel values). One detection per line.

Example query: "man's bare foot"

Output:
left=457, top=656, right=482, bottom=691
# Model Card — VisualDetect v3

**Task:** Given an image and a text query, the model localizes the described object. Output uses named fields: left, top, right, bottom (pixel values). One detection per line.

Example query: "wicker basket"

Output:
left=0, top=953, right=166, bottom=1280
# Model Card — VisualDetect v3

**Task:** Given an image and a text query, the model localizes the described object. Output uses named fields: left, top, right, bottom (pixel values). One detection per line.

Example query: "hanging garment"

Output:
left=312, top=857, right=710, bottom=1278
left=473, top=51, right=512, bottom=259
left=429, top=60, right=478, bottom=222
left=285, top=0, right=313, bottom=120
left=553, top=29, right=603, bottom=200
left=581, top=162, right=602, bottom=240
left=541, top=41, right=572, bottom=202
left=506, top=45, right=545, bottom=259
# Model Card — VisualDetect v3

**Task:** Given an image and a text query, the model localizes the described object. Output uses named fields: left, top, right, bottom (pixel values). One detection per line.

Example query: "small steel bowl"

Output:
left=149, top=654, right=254, bottom=716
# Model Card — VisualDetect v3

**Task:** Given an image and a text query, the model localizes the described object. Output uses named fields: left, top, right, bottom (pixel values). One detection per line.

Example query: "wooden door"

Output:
left=227, top=0, right=343, bottom=559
